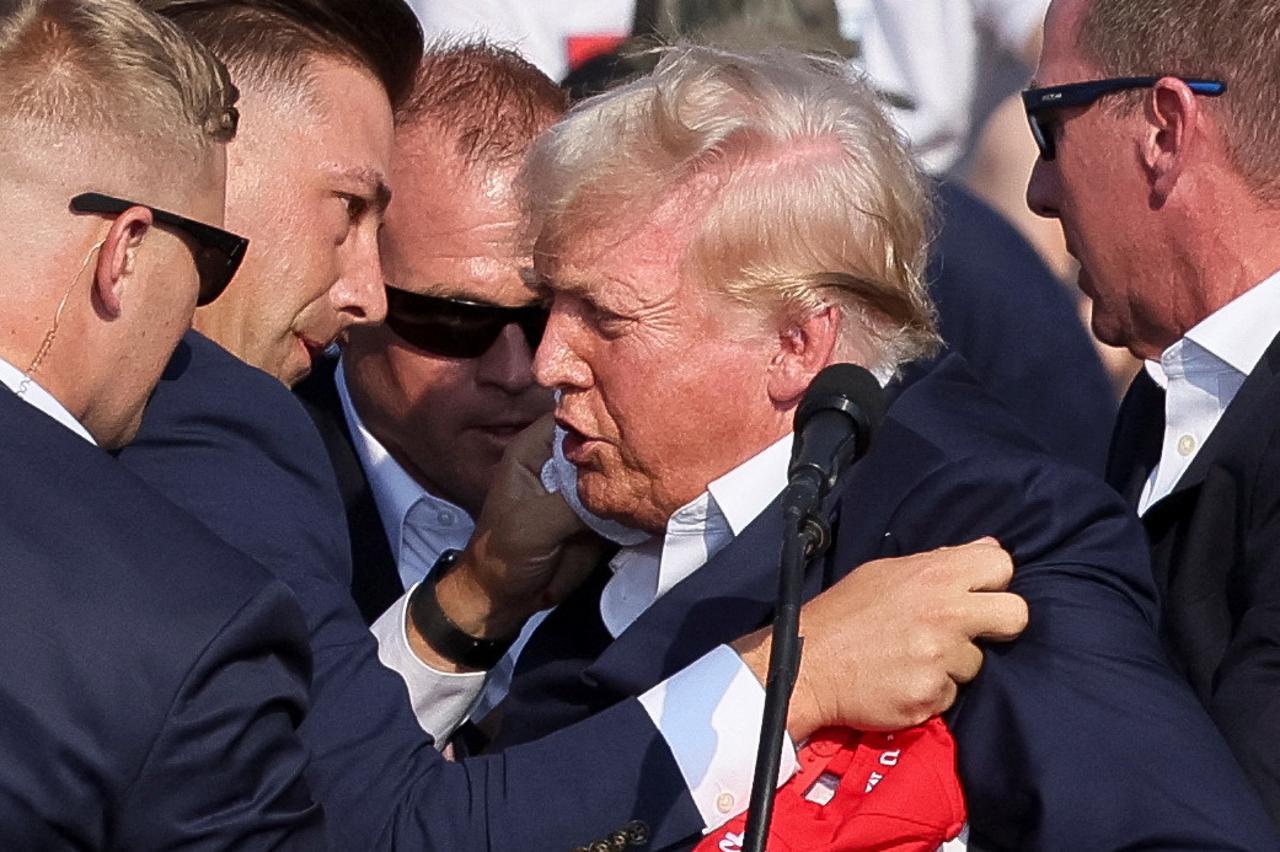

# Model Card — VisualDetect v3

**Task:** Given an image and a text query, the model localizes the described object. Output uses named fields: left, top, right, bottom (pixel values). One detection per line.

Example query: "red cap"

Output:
left=695, top=718, right=966, bottom=852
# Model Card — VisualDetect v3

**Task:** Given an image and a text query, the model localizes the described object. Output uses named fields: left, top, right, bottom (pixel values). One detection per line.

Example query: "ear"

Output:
left=93, top=206, right=153, bottom=318
left=766, top=303, right=841, bottom=407
left=1144, top=77, right=1201, bottom=203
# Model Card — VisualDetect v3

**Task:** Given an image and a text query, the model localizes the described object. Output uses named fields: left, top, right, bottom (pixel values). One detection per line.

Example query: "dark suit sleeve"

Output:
left=885, top=456, right=1280, bottom=850
left=114, top=581, right=325, bottom=850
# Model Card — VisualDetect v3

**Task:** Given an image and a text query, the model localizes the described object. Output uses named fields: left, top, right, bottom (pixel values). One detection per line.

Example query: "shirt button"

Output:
left=1177, top=435, right=1197, bottom=456
left=716, top=792, right=735, bottom=814
left=437, top=510, right=455, bottom=526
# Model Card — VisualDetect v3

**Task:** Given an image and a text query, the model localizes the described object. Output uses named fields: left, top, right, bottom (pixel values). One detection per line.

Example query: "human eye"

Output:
left=339, top=193, right=369, bottom=223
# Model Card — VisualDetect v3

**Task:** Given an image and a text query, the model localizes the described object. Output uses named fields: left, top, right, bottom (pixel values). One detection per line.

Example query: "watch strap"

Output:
left=408, top=549, right=516, bottom=670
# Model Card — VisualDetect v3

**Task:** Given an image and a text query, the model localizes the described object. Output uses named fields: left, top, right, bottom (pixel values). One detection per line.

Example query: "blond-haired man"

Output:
left=0, top=0, right=321, bottom=845
left=436, top=45, right=1277, bottom=848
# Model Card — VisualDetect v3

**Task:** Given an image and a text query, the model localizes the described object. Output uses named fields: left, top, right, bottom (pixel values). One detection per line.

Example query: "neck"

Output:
left=1135, top=197, right=1280, bottom=360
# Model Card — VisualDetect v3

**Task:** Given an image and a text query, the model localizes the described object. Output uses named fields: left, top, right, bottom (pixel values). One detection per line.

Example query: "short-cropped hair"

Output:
left=525, top=44, right=939, bottom=375
left=1080, top=0, right=1280, bottom=204
left=0, top=0, right=237, bottom=154
left=141, top=0, right=424, bottom=111
left=398, top=40, right=568, bottom=169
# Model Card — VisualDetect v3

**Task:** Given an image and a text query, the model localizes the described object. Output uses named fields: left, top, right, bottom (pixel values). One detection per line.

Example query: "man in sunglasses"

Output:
left=0, top=0, right=323, bottom=844
left=296, top=42, right=562, bottom=626
left=1025, top=0, right=1280, bottom=824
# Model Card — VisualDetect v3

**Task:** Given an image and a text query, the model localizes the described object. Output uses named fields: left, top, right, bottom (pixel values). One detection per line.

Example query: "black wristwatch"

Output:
left=408, top=549, right=517, bottom=670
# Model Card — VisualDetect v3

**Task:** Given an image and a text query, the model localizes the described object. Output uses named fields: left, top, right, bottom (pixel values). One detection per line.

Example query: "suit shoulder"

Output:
left=884, top=353, right=1051, bottom=465
left=137, top=331, right=329, bottom=460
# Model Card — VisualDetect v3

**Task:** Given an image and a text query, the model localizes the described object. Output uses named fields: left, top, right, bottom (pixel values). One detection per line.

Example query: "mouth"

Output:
left=472, top=420, right=536, bottom=440
left=555, top=417, right=600, bottom=463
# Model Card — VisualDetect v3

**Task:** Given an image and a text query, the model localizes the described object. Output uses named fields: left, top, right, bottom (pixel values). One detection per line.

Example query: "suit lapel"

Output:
left=295, top=359, right=402, bottom=624
left=1106, top=369, right=1165, bottom=507
left=583, top=494, right=789, bottom=697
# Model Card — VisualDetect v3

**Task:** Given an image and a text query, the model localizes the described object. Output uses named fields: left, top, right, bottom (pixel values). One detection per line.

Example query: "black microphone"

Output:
left=741, top=363, right=886, bottom=852
left=781, top=363, right=886, bottom=526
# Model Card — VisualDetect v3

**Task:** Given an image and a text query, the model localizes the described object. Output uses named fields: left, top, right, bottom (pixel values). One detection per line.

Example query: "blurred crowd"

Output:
left=3, top=1, right=1280, bottom=850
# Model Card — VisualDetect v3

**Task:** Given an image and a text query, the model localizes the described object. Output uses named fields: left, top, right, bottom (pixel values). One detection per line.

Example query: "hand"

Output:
left=732, top=538, right=1027, bottom=739
left=426, top=415, right=606, bottom=653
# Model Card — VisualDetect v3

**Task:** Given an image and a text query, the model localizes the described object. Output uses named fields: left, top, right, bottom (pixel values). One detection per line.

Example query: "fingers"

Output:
left=946, top=639, right=985, bottom=685
left=949, top=537, right=1015, bottom=592
left=971, top=592, right=1030, bottom=642
left=502, top=413, right=556, bottom=478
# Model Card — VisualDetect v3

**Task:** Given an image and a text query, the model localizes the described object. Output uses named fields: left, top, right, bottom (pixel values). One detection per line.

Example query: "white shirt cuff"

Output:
left=369, top=583, right=487, bottom=745
left=637, top=644, right=798, bottom=831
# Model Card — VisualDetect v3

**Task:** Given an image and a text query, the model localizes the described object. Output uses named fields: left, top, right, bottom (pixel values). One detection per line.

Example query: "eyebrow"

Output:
left=324, top=164, right=393, bottom=213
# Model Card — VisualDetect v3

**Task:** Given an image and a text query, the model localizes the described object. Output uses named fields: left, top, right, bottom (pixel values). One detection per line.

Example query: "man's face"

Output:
left=531, top=200, right=790, bottom=534
left=193, top=56, right=394, bottom=386
left=1026, top=0, right=1170, bottom=359
left=342, top=141, right=552, bottom=516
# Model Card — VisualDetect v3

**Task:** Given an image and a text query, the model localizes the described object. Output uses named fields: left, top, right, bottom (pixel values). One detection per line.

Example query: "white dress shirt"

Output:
left=373, top=435, right=801, bottom=831
left=1138, top=271, right=1280, bottom=516
left=335, top=361, right=474, bottom=588
left=337, top=361, right=491, bottom=734
left=0, top=357, right=95, bottom=445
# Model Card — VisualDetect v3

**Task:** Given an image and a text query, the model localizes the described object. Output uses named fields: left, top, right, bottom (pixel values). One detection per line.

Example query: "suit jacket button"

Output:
left=625, top=820, right=650, bottom=845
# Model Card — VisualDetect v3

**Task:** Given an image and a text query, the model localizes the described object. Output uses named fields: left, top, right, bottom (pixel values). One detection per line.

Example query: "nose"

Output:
left=532, top=308, right=592, bottom=391
left=1025, top=156, right=1061, bottom=220
left=477, top=323, right=537, bottom=394
left=330, top=236, right=387, bottom=327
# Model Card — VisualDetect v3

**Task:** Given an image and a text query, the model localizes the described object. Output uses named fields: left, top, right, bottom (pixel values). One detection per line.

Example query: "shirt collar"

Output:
left=0, top=356, right=96, bottom=445
left=1183, top=268, right=1280, bottom=376
left=334, top=359, right=472, bottom=555
left=705, top=433, right=793, bottom=536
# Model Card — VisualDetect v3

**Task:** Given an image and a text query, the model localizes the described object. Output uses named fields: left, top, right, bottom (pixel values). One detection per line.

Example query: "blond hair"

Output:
left=0, top=0, right=238, bottom=162
left=525, top=44, right=938, bottom=375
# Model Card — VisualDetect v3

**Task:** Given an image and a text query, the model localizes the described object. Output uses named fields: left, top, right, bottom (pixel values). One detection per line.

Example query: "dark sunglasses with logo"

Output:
left=1022, top=76, right=1226, bottom=161
left=383, top=284, right=550, bottom=359
left=69, top=192, right=248, bottom=306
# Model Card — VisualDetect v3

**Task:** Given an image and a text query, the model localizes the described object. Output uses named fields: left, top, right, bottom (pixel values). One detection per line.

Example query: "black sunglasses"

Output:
left=69, top=192, right=248, bottom=306
left=1022, top=76, right=1226, bottom=161
left=383, top=284, right=549, bottom=359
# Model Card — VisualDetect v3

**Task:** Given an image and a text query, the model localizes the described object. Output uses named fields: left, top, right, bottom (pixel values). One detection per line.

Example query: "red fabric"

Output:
left=695, top=719, right=966, bottom=852
left=565, top=35, right=628, bottom=71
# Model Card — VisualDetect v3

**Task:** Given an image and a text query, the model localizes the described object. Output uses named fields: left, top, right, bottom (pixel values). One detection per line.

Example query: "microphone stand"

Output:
left=740, top=488, right=831, bottom=852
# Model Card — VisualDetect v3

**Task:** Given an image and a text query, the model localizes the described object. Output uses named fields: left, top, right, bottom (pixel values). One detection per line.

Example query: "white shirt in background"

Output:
left=408, top=0, right=1049, bottom=174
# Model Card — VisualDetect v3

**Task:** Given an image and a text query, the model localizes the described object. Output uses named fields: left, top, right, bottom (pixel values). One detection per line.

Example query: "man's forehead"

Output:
left=1037, top=0, right=1092, bottom=83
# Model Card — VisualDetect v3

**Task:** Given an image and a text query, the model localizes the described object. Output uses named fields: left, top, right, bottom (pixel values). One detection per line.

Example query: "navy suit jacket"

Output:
left=0, top=385, right=322, bottom=849
left=117, top=331, right=707, bottom=851
left=1108, top=332, right=1280, bottom=826
left=492, top=354, right=1280, bottom=850
left=915, top=183, right=1116, bottom=474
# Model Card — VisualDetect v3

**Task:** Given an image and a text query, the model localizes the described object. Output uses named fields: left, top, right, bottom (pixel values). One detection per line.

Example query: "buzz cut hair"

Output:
left=396, top=39, right=569, bottom=169
left=140, top=0, right=425, bottom=112
left=0, top=0, right=238, bottom=154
